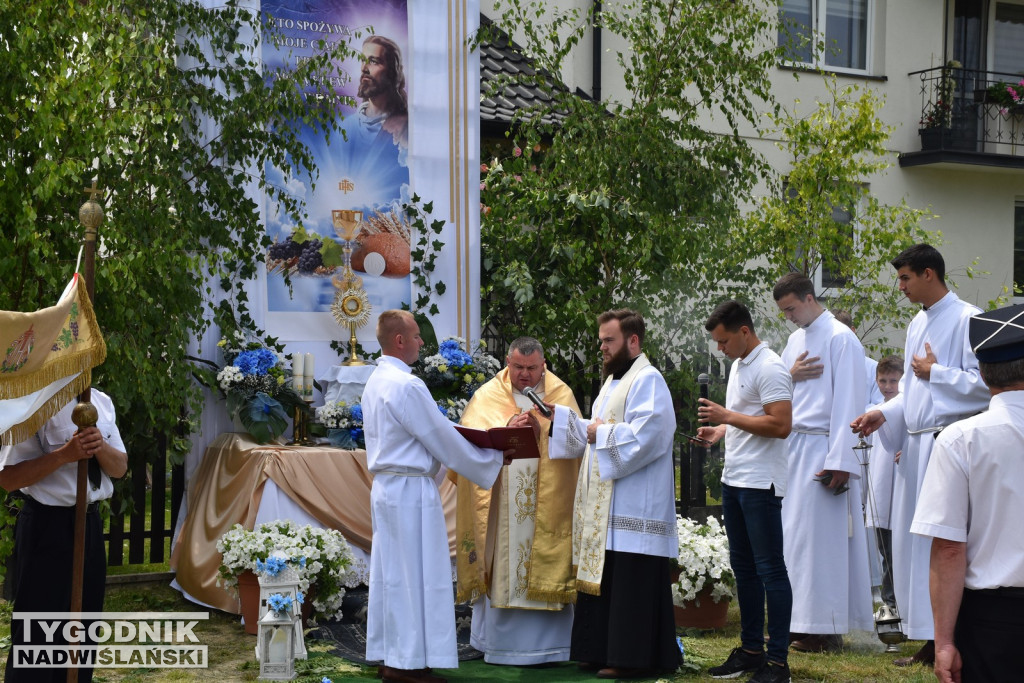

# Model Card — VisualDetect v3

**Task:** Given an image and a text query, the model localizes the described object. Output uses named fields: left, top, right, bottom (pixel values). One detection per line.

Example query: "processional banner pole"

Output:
left=67, top=180, right=104, bottom=683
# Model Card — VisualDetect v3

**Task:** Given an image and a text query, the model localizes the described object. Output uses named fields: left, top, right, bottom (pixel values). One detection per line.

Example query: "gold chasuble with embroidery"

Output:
left=454, top=368, right=580, bottom=608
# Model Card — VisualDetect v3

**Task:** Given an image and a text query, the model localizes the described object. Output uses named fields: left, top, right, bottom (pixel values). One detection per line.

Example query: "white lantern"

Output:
left=257, top=608, right=296, bottom=680
left=256, top=550, right=308, bottom=680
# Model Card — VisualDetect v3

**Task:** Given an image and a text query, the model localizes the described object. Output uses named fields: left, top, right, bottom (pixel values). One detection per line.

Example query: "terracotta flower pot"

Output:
left=674, top=585, right=730, bottom=629
left=237, top=570, right=261, bottom=635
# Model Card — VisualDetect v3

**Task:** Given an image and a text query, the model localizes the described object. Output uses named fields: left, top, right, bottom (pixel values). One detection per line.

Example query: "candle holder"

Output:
left=287, top=400, right=316, bottom=446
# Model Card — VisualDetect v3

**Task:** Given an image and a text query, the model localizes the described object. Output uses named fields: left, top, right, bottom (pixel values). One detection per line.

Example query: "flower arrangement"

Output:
left=985, top=78, right=1024, bottom=114
left=671, top=515, right=734, bottom=607
left=217, top=520, right=355, bottom=622
left=214, top=331, right=306, bottom=443
left=920, top=60, right=961, bottom=129
left=313, top=400, right=365, bottom=449
left=920, top=98, right=952, bottom=129
left=414, top=336, right=501, bottom=422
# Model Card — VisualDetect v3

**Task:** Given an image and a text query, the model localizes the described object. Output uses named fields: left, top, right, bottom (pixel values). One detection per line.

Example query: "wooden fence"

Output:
left=105, top=432, right=185, bottom=567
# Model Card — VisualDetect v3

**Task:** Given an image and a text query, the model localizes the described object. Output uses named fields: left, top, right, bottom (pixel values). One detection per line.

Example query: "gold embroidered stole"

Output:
left=573, top=354, right=650, bottom=596
left=453, top=368, right=581, bottom=605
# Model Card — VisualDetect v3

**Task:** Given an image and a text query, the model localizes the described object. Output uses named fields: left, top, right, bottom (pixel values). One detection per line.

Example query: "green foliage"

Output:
left=479, top=0, right=781, bottom=392
left=732, top=77, right=937, bottom=354
left=406, top=195, right=447, bottom=317
left=0, top=0, right=354, bottom=554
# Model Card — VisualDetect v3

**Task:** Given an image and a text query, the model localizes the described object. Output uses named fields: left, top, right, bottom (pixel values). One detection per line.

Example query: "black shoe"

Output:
left=708, top=647, right=765, bottom=679
left=748, top=661, right=791, bottom=683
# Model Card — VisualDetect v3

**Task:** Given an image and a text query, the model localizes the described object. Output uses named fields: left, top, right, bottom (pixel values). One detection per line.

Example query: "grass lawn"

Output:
left=0, top=581, right=936, bottom=682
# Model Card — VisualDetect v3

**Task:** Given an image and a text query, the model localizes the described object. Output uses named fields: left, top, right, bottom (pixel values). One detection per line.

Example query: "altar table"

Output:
left=170, top=432, right=458, bottom=614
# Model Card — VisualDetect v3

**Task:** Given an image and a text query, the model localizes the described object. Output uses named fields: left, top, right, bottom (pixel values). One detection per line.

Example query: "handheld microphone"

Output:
left=698, top=373, right=710, bottom=401
left=522, top=387, right=552, bottom=418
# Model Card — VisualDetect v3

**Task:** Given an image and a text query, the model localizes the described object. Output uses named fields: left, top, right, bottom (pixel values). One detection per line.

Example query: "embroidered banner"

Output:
left=261, top=0, right=412, bottom=340
left=258, top=0, right=482, bottom=346
left=0, top=274, right=106, bottom=445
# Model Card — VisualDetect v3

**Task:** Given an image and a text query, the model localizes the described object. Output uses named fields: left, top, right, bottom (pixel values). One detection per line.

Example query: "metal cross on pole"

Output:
left=67, top=179, right=104, bottom=683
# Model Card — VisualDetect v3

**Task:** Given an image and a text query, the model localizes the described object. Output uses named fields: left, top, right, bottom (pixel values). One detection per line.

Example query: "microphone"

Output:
left=698, top=373, right=710, bottom=401
left=522, top=387, right=552, bottom=418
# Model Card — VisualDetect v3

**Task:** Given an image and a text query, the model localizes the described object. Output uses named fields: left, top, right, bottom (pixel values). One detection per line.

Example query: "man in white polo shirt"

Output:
left=698, top=301, right=794, bottom=683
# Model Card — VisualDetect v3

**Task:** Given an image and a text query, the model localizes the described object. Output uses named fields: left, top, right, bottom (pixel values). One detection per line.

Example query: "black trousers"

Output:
left=571, top=549, right=681, bottom=671
left=4, top=497, right=107, bottom=683
left=955, top=587, right=1024, bottom=683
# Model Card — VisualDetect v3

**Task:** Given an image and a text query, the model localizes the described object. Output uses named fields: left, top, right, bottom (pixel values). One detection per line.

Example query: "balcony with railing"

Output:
left=900, top=65, right=1024, bottom=170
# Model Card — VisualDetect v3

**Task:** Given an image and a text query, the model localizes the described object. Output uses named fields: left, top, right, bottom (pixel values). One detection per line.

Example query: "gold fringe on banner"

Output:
left=0, top=274, right=107, bottom=444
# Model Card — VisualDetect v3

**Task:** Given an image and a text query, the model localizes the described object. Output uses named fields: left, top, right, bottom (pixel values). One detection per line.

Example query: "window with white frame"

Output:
left=1014, top=201, right=1024, bottom=292
left=779, top=0, right=870, bottom=73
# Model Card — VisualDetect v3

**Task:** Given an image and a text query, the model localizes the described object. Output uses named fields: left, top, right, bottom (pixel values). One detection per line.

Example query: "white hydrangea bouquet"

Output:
left=672, top=514, right=735, bottom=607
left=414, top=336, right=501, bottom=422
left=313, top=400, right=364, bottom=449
left=217, top=520, right=355, bottom=622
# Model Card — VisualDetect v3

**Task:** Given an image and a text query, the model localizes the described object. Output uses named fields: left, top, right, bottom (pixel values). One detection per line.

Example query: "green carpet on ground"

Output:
left=336, top=660, right=658, bottom=681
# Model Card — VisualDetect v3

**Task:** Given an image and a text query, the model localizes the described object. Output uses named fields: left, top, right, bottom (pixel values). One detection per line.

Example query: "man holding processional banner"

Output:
left=453, top=336, right=580, bottom=665
left=0, top=271, right=125, bottom=683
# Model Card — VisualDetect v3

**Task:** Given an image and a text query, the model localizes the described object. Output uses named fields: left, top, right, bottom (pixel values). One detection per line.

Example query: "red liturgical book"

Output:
left=454, top=425, right=540, bottom=460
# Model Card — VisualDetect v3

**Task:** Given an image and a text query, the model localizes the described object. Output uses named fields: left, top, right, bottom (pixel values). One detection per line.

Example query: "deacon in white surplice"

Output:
left=852, top=245, right=989, bottom=668
left=773, top=273, right=873, bottom=653
left=544, top=309, right=680, bottom=679
left=362, top=311, right=507, bottom=683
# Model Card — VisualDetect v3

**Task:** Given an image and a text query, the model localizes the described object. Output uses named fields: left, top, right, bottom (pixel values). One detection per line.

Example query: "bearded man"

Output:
left=544, top=309, right=680, bottom=679
left=354, top=35, right=408, bottom=148
left=453, top=337, right=581, bottom=665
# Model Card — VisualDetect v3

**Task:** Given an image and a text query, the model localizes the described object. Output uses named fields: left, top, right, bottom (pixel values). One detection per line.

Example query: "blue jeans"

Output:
left=721, top=483, right=792, bottom=665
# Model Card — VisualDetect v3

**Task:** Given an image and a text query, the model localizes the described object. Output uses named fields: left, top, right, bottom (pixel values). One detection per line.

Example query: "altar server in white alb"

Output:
left=362, top=310, right=508, bottom=683
left=773, top=273, right=873, bottom=653
left=544, top=308, right=680, bottom=679
left=912, top=303, right=1024, bottom=683
left=851, top=244, right=990, bottom=668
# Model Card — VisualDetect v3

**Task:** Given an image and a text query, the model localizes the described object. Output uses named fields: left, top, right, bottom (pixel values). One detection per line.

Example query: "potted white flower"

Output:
left=671, top=514, right=734, bottom=628
left=217, top=520, right=355, bottom=630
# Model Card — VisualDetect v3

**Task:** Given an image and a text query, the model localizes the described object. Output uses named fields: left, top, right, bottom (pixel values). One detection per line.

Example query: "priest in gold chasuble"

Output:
left=452, top=337, right=581, bottom=665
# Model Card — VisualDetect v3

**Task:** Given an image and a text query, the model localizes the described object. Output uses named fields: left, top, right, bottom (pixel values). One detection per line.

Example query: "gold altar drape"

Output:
left=171, top=432, right=458, bottom=614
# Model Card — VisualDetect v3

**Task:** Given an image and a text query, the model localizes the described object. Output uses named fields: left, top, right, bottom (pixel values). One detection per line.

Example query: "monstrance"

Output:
left=332, top=288, right=372, bottom=366
left=330, top=209, right=371, bottom=365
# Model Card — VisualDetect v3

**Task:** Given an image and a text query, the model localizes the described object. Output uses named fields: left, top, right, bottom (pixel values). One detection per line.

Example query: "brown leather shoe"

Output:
left=595, top=667, right=656, bottom=679
left=790, top=634, right=843, bottom=653
left=578, top=661, right=604, bottom=672
left=894, top=640, right=934, bottom=667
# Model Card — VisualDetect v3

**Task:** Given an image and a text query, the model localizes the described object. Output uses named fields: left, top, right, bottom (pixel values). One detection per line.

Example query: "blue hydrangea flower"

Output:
left=439, top=340, right=473, bottom=368
left=235, top=348, right=277, bottom=376
left=350, top=404, right=363, bottom=422
left=436, top=402, right=448, bottom=417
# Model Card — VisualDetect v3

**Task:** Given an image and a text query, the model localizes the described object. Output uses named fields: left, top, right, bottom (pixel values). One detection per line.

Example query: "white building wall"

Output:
left=481, top=0, right=1024, bottom=326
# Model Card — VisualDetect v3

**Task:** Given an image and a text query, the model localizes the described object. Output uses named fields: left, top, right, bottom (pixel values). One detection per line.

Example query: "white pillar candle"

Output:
left=291, top=353, right=304, bottom=392
left=303, top=352, right=314, bottom=396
